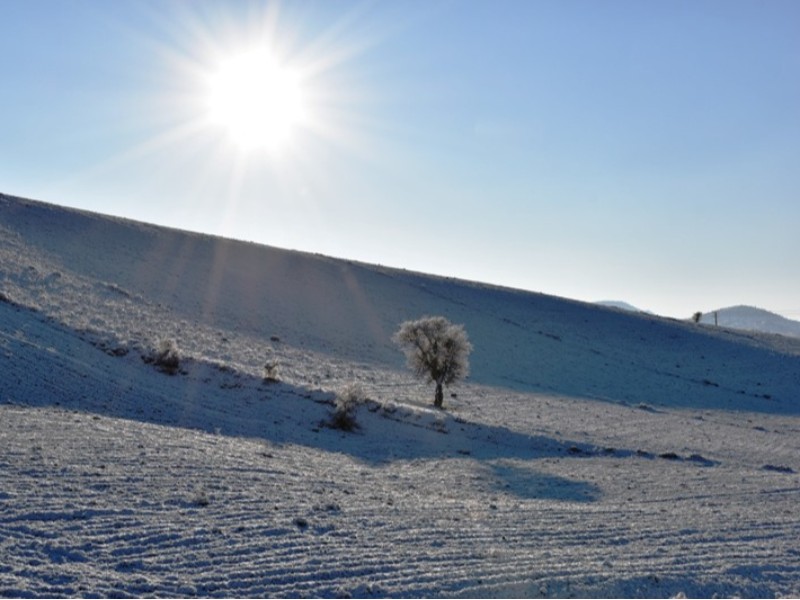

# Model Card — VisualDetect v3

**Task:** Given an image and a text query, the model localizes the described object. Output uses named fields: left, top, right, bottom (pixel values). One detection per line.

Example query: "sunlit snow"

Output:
left=1, top=193, right=799, bottom=598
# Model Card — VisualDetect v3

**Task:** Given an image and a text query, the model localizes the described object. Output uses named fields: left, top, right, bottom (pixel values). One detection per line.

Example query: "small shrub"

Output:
left=330, top=383, right=366, bottom=431
left=148, top=339, right=180, bottom=375
left=263, top=361, right=280, bottom=383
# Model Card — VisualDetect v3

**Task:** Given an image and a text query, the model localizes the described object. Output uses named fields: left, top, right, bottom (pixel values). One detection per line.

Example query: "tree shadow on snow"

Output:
left=487, top=461, right=601, bottom=503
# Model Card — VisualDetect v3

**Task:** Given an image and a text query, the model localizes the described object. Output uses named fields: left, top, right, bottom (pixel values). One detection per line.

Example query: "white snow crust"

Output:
left=1, top=193, right=799, bottom=598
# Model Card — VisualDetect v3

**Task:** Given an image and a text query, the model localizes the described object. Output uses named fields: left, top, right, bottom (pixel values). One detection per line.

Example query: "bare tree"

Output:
left=692, top=311, right=703, bottom=324
left=393, top=316, right=472, bottom=408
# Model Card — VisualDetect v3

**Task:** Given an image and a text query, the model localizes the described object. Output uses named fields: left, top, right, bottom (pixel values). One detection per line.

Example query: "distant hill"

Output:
left=596, top=300, right=646, bottom=313
left=699, top=305, right=800, bottom=338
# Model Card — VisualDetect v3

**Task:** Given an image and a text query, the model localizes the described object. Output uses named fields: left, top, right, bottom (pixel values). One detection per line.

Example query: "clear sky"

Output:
left=2, top=0, right=798, bottom=320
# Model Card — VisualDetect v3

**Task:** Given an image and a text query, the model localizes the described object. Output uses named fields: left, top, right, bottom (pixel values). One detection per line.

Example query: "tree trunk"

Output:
left=434, top=382, right=444, bottom=408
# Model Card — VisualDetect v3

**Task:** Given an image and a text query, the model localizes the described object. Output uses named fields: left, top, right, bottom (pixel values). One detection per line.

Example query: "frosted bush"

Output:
left=263, top=360, right=280, bottom=383
left=147, top=338, right=180, bottom=375
left=330, top=383, right=366, bottom=431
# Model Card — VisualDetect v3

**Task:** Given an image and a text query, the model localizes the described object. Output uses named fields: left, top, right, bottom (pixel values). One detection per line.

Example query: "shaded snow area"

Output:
left=1, top=193, right=800, bottom=598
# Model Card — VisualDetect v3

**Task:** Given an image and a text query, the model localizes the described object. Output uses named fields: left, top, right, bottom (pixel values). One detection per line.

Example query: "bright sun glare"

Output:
left=206, top=48, right=306, bottom=154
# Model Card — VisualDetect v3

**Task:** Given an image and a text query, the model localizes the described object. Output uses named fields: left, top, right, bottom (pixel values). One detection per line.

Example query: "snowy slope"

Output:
left=1, top=192, right=800, bottom=598
left=2, top=194, right=798, bottom=414
left=700, top=305, right=800, bottom=338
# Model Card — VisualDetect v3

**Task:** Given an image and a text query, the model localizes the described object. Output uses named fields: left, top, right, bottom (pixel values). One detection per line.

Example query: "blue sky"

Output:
left=2, top=0, right=798, bottom=319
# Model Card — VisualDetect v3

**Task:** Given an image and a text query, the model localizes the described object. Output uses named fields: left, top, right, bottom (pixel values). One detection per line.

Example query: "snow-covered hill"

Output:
left=2, top=193, right=799, bottom=598
left=699, top=305, right=800, bottom=338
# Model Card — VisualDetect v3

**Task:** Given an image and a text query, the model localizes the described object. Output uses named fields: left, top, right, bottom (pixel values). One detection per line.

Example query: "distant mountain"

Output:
left=596, top=300, right=645, bottom=313
left=699, top=305, right=800, bottom=338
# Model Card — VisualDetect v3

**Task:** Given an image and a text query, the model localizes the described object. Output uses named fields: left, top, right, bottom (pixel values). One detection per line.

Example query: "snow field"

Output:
left=2, top=396, right=799, bottom=598
left=1, top=193, right=800, bottom=597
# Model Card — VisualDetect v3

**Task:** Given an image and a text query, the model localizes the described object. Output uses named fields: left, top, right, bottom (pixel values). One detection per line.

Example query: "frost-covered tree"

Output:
left=393, top=316, right=472, bottom=408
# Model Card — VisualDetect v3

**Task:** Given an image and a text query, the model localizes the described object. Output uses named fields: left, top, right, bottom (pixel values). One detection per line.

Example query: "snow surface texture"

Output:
left=1, top=193, right=799, bottom=598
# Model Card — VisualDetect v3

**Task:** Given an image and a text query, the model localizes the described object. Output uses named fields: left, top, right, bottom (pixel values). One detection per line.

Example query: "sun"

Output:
left=205, top=48, right=307, bottom=154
